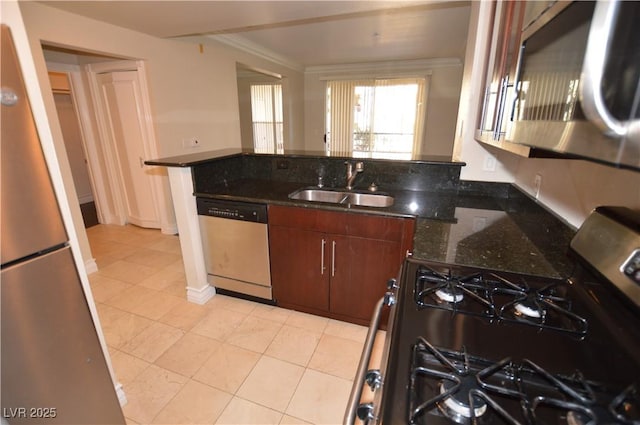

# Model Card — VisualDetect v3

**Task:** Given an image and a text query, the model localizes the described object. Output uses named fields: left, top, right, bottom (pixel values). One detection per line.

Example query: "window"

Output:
left=251, top=84, right=284, bottom=154
left=325, top=78, right=427, bottom=159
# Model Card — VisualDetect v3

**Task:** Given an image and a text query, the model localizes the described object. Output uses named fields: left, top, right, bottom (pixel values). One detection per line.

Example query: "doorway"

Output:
left=43, top=47, right=175, bottom=234
left=48, top=71, right=99, bottom=228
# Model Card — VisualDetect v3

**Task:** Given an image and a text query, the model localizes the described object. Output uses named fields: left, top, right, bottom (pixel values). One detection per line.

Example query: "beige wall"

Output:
left=303, top=74, right=328, bottom=151
left=20, top=2, right=241, bottom=157
left=237, top=77, right=254, bottom=150
left=514, top=159, right=640, bottom=228
left=422, top=66, right=463, bottom=156
left=194, top=37, right=306, bottom=151
left=21, top=2, right=309, bottom=158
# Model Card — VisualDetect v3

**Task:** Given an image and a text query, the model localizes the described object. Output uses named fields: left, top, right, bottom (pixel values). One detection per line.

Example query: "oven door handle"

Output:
left=343, top=293, right=392, bottom=425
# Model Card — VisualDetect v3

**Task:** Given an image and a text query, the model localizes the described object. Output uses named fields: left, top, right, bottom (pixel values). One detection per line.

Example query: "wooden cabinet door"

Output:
left=269, top=225, right=329, bottom=312
left=329, top=234, right=401, bottom=322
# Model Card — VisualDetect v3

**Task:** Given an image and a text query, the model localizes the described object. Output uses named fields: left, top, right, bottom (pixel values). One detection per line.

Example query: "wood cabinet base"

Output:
left=268, top=205, right=415, bottom=327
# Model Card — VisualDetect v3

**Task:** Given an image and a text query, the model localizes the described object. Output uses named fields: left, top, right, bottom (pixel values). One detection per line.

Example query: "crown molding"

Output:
left=208, top=34, right=305, bottom=72
left=306, top=57, right=462, bottom=78
left=208, top=34, right=462, bottom=77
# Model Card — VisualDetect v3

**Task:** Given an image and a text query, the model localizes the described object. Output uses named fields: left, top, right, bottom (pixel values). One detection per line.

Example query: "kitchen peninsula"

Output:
left=147, top=149, right=575, bottom=319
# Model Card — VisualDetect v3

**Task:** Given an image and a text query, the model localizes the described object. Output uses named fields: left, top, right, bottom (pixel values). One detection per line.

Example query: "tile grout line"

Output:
left=89, top=224, right=364, bottom=425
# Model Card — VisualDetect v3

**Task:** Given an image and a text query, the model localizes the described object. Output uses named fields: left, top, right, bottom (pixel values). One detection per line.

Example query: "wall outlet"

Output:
left=533, top=174, right=542, bottom=199
left=182, top=137, right=200, bottom=148
left=472, top=216, right=487, bottom=231
left=482, top=154, right=497, bottom=172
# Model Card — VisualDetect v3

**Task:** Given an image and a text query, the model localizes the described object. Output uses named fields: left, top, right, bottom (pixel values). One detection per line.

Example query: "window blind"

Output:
left=326, top=77, right=427, bottom=158
left=251, top=84, right=284, bottom=154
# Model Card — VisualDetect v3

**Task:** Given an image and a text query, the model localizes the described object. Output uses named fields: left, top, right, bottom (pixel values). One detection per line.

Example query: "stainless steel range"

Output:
left=346, top=206, right=640, bottom=425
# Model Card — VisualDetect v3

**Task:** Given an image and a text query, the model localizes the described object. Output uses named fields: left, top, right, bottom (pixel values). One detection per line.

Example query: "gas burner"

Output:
left=435, top=288, right=464, bottom=303
left=494, top=277, right=588, bottom=335
left=438, top=377, right=488, bottom=421
left=514, top=300, right=543, bottom=318
left=409, top=338, right=524, bottom=425
left=415, top=266, right=494, bottom=317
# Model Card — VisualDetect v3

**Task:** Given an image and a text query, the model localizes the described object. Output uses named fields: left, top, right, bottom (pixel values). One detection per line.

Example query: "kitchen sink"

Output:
left=288, top=188, right=349, bottom=204
left=345, top=192, right=394, bottom=207
left=288, top=188, right=394, bottom=208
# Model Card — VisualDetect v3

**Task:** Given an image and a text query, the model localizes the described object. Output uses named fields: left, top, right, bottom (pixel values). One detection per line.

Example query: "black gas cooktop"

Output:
left=378, top=258, right=640, bottom=425
left=347, top=207, right=640, bottom=425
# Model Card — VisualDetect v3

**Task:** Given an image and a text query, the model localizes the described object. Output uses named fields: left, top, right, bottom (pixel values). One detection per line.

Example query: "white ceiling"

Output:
left=43, top=1, right=471, bottom=68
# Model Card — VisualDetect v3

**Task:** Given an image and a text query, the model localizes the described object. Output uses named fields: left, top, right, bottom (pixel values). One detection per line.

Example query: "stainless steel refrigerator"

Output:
left=1, top=24, right=125, bottom=424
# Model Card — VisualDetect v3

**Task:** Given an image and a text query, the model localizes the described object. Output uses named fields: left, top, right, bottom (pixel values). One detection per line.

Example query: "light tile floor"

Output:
left=87, top=224, right=384, bottom=425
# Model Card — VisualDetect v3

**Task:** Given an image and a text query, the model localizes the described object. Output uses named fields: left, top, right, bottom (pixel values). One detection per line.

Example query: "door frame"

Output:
left=86, top=60, right=175, bottom=233
left=45, top=63, right=107, bottom=225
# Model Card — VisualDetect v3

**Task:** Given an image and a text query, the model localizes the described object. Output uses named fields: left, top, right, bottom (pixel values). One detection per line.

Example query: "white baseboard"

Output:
left=85, top=258, right=98, bottom=274
left=161, top=222, right=178, bottom=235
left=115, top=382, right=127, bottom=407
left=78, top=194, right=94, bottom=204
left=187, top=284, right=216, bottom=305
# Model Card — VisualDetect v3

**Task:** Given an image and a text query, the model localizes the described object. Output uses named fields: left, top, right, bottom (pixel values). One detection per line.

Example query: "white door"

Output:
left=96, top=71, right=160, bottom=228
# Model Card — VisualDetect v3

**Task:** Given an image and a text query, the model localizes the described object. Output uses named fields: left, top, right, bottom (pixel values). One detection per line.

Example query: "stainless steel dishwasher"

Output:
left=197, top=198, right=272, bottom=301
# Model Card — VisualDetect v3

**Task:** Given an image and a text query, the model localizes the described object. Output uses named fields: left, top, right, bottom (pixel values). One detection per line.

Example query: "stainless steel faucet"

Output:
left=345, top=161, right=364, bottom=190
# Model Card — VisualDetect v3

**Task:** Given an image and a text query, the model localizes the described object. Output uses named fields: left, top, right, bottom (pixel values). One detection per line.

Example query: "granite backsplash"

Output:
left=192, top=154, right=465, bottom=194
left=189, top=153, right=576, bottom=278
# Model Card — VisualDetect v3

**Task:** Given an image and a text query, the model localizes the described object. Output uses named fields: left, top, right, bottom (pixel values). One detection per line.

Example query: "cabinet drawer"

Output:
left=346, top=213, right=409, bottom=241
left=269, top=205, right=349, bottom=234
left=269, top=205, right=413, bottom=242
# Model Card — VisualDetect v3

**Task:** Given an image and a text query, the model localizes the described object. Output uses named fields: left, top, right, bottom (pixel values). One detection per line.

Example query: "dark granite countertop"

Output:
left=146, top=148, right=464, bottom=167
left=145, top=148, right=250, bottom=167
left=412, top=207, right=574, bottom=279
left=195, top=178, right=576, bottom=279
left=151, top=150, right=575, bottom=279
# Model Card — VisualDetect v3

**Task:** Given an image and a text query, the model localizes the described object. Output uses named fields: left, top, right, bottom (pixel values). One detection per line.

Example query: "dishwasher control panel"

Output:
left=196, top=198, right=268, bottom=223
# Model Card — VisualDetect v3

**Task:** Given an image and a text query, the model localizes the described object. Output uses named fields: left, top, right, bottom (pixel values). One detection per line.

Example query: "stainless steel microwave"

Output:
left=510, top=0, right=640, bottom=170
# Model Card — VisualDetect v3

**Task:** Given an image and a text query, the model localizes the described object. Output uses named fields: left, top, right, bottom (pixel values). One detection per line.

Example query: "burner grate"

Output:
left=493, top=276, right=588, bottom=335
left=531, top=368, right=640, bottom=425
left=414, top=265, right=588, bottom=336
left=414, top=266, right=496, bottom=318
left=409, top=338, right=640, bottom=425
left=409, top=337, right=528, bottom=425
